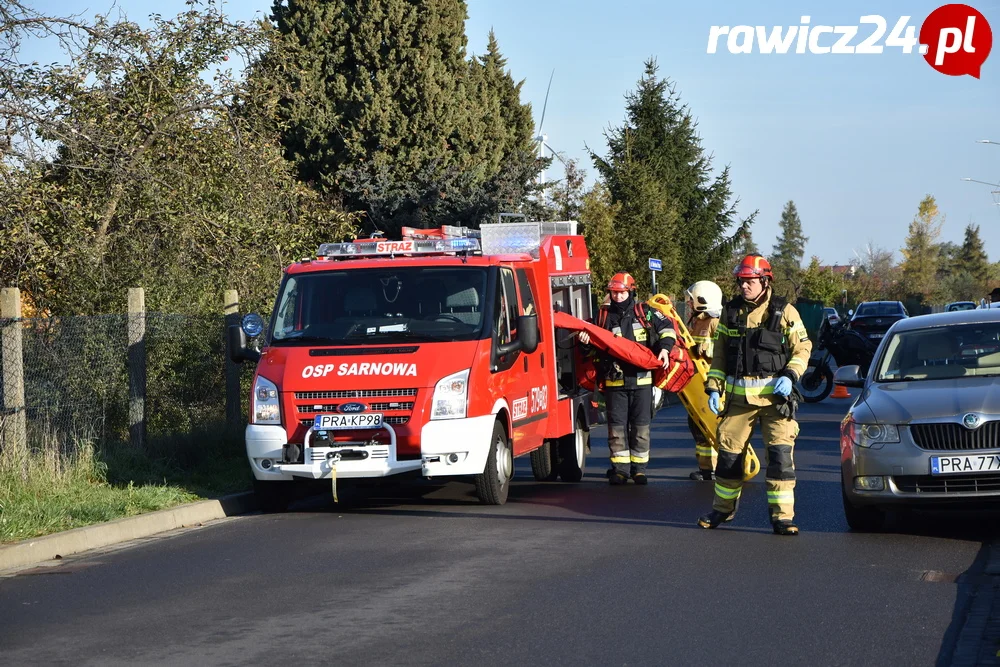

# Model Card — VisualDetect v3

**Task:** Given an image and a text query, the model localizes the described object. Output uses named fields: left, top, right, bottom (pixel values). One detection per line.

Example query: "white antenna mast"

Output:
left=535, top=69, right=554, bottom=187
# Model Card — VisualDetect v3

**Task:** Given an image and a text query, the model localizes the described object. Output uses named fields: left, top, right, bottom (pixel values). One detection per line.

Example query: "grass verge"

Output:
left=0, top=423, right=251, bottom=545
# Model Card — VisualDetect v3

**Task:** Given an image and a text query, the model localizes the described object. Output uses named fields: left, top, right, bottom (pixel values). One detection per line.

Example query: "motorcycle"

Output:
left=798, top=318, right=879, bottom=403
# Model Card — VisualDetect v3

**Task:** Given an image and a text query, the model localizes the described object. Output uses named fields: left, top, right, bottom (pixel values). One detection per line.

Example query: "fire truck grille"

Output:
left=296, top=402, right=415, bottom=414
left=294, top=387, right=417, bottom=430
left=295, top=389, right=418, bottom=400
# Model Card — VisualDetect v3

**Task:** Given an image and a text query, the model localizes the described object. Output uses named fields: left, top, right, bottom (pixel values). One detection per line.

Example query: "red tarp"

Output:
left=553, top=311, right=664, bottom=371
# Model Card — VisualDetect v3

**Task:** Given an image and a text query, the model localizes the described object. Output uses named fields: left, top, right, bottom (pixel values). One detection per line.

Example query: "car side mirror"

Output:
left=834, top=365, right=865, bottom=388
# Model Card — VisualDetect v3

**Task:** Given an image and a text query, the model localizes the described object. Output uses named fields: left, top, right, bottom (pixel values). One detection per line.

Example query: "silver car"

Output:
left=836, top=309, right=1000, bottom=531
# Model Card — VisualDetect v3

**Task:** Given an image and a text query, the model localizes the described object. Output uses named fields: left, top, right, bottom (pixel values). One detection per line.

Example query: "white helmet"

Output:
left=685, top=280, right=723, bottom=317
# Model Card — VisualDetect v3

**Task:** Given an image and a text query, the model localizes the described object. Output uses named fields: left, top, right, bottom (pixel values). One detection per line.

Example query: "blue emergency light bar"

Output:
left=317, top=237, right=481, bottom=258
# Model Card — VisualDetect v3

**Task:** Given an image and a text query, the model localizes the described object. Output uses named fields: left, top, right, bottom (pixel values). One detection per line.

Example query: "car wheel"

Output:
left=841, top=486, right=885, bottom=532
left=475, top=420, right=512, bottom=505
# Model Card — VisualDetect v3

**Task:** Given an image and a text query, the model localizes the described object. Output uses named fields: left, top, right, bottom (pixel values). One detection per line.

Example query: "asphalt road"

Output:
left=1, top=392, right=996, bottom=666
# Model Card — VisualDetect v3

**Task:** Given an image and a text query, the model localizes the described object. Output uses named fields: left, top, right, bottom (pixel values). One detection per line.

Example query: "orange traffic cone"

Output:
left=831, top=383, right=851, bottom=399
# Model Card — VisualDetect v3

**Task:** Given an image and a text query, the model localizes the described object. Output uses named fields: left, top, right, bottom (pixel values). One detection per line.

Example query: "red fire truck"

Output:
left=228, top=217, right=599, bottom=509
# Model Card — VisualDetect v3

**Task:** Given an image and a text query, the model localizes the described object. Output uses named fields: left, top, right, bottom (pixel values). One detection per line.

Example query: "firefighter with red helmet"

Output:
left=698, top=254, right=812, bottom=535
left=578, top=272, right=677, bottom=485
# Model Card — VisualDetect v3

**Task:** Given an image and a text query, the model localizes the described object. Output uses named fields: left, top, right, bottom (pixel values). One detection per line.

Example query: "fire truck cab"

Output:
left=228, top=217, right=598, bottom=510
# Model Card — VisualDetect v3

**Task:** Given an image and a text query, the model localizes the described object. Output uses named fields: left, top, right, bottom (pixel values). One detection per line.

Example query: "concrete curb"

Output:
left=0, top=492, right=258, bottom=572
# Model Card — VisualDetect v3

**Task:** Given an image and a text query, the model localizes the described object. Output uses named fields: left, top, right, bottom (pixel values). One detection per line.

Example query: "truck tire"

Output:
left=557, top=415, right=588, bottom=483
left=475, top=420, right=512, bottom=505
left=253, top=478, right=296, bottom=513
left=530, top=441, right=557, bottom=481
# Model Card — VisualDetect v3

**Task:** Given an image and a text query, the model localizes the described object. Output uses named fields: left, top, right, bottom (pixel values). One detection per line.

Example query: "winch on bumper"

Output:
left=246, top=424, right=421, bottom=481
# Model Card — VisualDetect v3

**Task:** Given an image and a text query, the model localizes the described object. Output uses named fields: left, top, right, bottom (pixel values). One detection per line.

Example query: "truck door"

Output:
left=492, top=267, right=544, bottom=455
left=514, top=268, right=547, bottom=454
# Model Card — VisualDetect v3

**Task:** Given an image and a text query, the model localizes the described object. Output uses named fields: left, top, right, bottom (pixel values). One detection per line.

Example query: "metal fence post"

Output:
left=224, top=289, right=241, bottom=433
left=1, top=288, right=27, bottom=454
left=127, top=287, right=146, bottom=448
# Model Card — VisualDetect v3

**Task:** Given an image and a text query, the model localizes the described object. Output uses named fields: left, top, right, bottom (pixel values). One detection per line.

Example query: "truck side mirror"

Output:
left=227, top=324, right=261, bottom=364
left=496, top=313, right=539, bottom=357
left=517, top=313, right=539, bottom=354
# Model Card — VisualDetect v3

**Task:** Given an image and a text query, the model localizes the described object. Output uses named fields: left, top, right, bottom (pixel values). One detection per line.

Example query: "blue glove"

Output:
left=773, top=376, right=793, bottom=397
left=708, top=391, right=720, bottom=415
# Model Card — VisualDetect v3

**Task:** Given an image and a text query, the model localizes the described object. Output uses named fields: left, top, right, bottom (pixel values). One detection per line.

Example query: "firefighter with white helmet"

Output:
left=698, top=254, right=812, bottom=535
left=578, top=272, right=677, bottom=485
left=684, top=280, right=723, bottom=481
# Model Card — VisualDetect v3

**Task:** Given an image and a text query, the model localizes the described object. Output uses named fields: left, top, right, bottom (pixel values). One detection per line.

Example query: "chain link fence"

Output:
left=0, top=307, right=249, bottom=456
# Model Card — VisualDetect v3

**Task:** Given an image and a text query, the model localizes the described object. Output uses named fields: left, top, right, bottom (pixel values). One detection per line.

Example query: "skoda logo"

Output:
left=339, top=402, right=367, bottom=414
left=962, top=413, right=981, bottom=429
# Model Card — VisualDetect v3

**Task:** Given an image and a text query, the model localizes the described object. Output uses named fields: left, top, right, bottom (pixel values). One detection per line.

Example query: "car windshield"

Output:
left=875, top=323, right=1000, bottom=382
left=855, top=303, right=902, bottom=317
left=269, top=266, right=488, bottom=346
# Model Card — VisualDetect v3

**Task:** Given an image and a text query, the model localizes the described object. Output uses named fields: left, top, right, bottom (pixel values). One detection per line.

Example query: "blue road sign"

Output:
left=648, top=258, right=662, bottom=272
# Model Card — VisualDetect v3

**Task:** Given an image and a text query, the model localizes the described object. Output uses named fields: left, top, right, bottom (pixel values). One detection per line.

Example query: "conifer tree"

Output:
left=591, top=59, right=752, bottom=294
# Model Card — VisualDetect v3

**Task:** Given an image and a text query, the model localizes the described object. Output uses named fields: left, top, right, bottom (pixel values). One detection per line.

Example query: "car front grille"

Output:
left=893, top=474, right=1000, bottom=494
left=911, top=422, right=1000, bottom=451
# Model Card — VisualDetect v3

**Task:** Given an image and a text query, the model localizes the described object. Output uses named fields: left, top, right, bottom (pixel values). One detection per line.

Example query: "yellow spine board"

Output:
left=645, top=294, right=721, bottom=448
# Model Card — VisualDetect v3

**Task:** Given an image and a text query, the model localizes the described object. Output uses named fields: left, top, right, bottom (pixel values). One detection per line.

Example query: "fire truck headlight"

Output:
left=253, top=375, right=281, bottom=425
left=431, top=369, right=470, bottom=420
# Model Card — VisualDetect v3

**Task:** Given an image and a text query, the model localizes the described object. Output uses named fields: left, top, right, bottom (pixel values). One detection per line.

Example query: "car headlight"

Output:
left=431, top=369, right=470, bottom=420
left=857, top=423, right=899, bottom=448
left=252, top=375, right=281, bottom=425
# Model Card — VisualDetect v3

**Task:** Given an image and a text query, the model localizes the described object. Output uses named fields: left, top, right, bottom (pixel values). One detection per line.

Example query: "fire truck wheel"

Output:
left=253, top=479, right=296, bottom=513
left=475, top=420, right=512, bottom=505
left=557, top=416, right=588, bottom=483
left=530, top=441, right=557, bottom=481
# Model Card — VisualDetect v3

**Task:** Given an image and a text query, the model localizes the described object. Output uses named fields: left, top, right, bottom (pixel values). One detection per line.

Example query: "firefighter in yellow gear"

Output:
left=698, top=254, right=812, bottom=536
left=684, top=280, right=722, bottom=481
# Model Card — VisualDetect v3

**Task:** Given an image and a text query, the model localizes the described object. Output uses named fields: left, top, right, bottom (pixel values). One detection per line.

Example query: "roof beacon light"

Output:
left=317, top=237, right=480, bottom=259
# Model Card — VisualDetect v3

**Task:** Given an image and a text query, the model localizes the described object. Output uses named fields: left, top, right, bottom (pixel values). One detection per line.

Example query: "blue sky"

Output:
left=23, top=0, right=1000, bottom=265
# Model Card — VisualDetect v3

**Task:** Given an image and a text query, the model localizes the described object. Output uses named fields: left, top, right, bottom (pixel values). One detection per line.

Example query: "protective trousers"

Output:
left=605, top=386, right=652, bottom=475
left=712, top=401, right=798, bottom=521
left=688, top=415, right=717, bottom=473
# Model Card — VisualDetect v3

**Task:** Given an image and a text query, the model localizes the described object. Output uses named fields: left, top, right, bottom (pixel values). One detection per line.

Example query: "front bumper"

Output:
left=843, top=435, right=1000, bottom=506
left=420, top=414, right=497, bottom=477
left=246, top=423, right=421, bottom=481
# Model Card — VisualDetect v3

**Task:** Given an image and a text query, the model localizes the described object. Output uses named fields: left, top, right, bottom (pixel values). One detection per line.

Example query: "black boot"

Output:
left=698, top=510, right=735, bottom=529
left=689, top=469, right=715, bottom=481
left=632, top=471, right=648, bottom=485
left=772, top=520, right=799, bottom=536
left=609, top=471, right=629, bottom=485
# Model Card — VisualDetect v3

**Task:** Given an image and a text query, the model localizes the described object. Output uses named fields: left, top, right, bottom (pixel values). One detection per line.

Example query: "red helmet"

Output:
left=607, top=272, right=636, bottom=292
left=733, top=254, right=773, bottom=281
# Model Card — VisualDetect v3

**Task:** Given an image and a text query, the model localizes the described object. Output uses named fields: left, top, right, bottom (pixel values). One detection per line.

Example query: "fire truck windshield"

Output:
left=269, top=266, right=488, bottom=345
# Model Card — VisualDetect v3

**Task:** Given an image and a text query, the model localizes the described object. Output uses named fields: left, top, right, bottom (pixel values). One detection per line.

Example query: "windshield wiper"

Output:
left=272, top=334, right=339, bottom=345
left=346, top=330, right=440, bottom=342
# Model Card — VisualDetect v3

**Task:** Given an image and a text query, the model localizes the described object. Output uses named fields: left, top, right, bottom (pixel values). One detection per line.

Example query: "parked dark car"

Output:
left=946, top=301, right=977, bottom=312
left=848, top=301, right=909, bottom=342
